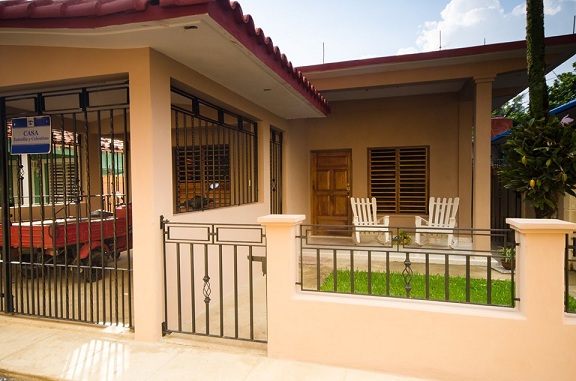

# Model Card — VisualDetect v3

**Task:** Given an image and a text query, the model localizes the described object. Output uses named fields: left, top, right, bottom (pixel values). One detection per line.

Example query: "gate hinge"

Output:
left=161, top=321, right=168, bottom=336
left=160, top=215, right=169, bottom=230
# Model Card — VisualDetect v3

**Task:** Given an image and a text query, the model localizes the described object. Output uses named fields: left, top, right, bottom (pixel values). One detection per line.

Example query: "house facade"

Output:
left=1, top=0, right=576, bottom=342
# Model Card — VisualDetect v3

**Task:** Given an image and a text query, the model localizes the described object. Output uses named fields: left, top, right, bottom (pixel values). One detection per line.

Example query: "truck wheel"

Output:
left=82, top=250, right=108, bottom=282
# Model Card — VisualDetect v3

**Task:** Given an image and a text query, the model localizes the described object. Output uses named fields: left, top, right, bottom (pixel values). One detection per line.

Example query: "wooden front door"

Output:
left=311, top=150, right=352, bottom=229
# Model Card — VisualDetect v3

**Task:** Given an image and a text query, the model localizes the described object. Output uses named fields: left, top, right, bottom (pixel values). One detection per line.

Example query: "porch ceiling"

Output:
left=0, top=1, right=329, bottom=119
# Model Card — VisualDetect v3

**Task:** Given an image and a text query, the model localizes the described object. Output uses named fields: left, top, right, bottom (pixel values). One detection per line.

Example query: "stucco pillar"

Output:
left=129, top=52, right=172, bottom=341
left=507, top=218, right=576, bottom=321
left=257, top=214, right=305, bottom=355
left=473, top=77, right=494, bottom=249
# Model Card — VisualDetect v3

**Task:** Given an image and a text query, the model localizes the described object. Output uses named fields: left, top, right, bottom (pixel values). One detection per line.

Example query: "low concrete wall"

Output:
left=259, top=215, right=576, bottom=381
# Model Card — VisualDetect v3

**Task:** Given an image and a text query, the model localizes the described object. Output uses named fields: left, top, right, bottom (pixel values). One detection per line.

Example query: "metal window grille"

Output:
left=270, top=128, right=283, bottom=214
left=172, top=88, right=258, bottom=213
left=6, top=125, right=80, bottom=206
left=368, top=146, right=429, bottom=214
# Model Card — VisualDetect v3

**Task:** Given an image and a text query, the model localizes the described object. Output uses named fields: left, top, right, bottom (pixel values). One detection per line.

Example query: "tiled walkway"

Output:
left=0, top=316, right=426, bottom=381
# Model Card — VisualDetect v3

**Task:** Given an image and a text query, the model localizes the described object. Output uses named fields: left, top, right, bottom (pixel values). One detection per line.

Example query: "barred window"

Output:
left=172, top=88, right=257, bottom=213
left=7, top=126, right=80, bottom=206
left=368, top=146, right=429, bottom=214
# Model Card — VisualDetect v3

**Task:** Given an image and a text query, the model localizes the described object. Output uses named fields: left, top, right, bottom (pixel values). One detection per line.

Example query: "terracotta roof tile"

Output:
left=0, top=0, right=150, bottom=19
left=0, top=0, right=330, bottom=114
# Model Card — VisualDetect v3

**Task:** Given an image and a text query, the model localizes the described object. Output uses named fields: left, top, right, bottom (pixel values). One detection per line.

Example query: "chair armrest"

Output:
left=415, top=216, right=428, bottom=227
left=377, top=215, right=390, bottom=225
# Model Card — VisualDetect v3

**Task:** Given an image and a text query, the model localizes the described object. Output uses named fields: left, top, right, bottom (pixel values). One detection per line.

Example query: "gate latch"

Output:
left=248, top=255, right=267, bottom=276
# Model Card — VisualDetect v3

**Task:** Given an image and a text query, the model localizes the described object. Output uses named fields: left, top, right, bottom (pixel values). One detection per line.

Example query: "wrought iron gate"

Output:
left=161, top=218, right=267, bottom=342
left=0, top=81, right=133, bottom=327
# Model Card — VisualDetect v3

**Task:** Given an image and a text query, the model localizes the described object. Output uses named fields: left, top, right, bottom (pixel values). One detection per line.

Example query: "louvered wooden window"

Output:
left=16, top=154, right=79, bottom=206
left=48, top=160, right=79, bottom=203
left=368, top=146, right=429, bottom=214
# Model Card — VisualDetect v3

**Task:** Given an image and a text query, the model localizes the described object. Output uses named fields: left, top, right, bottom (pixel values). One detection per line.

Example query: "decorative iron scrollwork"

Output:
left=203, top=275, right=211, bottom=304
left=402, top=253, right=413, bottom=297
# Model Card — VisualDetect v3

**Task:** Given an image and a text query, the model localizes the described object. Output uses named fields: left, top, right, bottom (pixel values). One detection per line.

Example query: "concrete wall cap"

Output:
left=258, top=214, right=306, bottom=225
left=506, top=218, right=576, bottom=233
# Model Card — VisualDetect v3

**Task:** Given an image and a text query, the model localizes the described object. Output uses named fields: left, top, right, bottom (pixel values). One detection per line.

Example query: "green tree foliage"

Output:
left=492, top=94, right=528, bottom=120
left=549, top=62, right=576, bottom=109
left=499, top=116, right=576, bottom=218
left=493, top=61, right=576, bottom=119
left=499, top=0, right=576, bottom=218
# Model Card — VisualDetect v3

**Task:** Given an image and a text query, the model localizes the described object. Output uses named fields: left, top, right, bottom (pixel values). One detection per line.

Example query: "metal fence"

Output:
left=298, top=225, right=518, bottom=308
left=161, top=218, right=267, bottom=342
left=566, top=234, right=576, bottom=313
left=0, top=251, right=133, bottom=326
left=1, top=81, right=133, bottom=327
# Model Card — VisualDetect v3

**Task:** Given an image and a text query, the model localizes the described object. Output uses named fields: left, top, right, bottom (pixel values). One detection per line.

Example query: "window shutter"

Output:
left=369, top=146, right=428, bottom=214
left=49, top=160, right=79, bottom=203
left=397, top=147, right=428, bottom=213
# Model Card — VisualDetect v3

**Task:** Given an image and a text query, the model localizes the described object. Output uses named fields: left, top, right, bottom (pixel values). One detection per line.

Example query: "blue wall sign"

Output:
left=11, top=116, right=52, bottom=154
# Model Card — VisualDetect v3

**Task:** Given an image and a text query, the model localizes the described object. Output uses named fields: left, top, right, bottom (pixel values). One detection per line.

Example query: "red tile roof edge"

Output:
left=298, top=34, right=576, bottom=74
left=210, top=1, right=330, bottom=114
left=0, top=0, right=330, bottom=115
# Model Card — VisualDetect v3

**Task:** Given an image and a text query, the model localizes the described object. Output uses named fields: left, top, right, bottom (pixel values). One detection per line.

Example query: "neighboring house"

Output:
left=1, top=0, right=576, bottom=341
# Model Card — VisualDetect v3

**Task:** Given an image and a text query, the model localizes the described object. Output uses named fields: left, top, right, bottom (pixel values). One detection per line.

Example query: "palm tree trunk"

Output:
left=526, top=0, right=548, bottom=120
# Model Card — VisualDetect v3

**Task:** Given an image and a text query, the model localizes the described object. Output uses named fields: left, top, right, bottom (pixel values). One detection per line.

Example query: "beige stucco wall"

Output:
left=290, top=93, right=472, bottom=228
left=260, top=215, right=576, bottom=381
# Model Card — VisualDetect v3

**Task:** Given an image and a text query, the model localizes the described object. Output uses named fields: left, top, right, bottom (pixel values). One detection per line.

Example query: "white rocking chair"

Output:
left=414, top=197, right=459, bottom=247
left=350, top=197, right=390, bottom=244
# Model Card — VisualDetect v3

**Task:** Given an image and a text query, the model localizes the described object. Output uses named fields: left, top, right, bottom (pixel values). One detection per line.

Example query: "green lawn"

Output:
left=321, top=270, right=576, bottom=310
left=321, top=270, right=508, bottom=306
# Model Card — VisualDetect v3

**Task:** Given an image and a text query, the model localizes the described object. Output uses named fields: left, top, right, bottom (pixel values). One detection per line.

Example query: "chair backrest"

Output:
left=350, top=197, right=379, bottom=226
left=429, top=197, right=459, bottom=227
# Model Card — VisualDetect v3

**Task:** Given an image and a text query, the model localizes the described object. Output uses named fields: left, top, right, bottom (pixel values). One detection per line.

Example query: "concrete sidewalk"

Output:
left=0, top=316, right=426, bottom=381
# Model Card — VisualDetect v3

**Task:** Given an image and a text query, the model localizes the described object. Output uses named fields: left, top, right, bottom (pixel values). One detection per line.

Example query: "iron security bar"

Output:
left=298, top=225, right=517, bottom=308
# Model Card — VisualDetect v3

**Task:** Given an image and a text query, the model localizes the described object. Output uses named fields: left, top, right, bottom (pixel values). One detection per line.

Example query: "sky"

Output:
left=236, top=0, right=576, bottom=80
